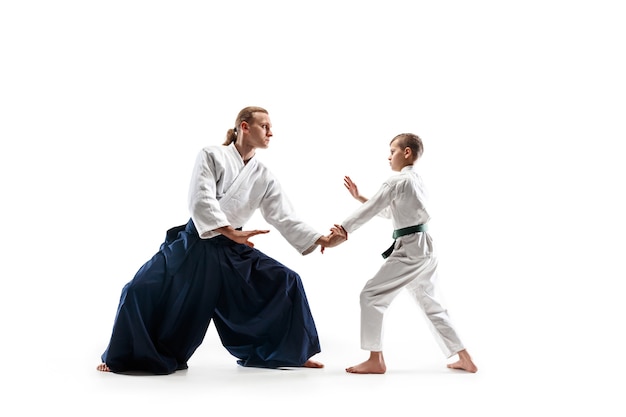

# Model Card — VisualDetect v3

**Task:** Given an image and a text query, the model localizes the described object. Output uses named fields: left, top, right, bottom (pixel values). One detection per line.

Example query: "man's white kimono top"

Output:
left=188, top=143, right=322, bottom=255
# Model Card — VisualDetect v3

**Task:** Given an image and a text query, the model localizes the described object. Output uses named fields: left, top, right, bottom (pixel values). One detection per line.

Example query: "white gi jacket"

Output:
left=188, top=143, right=322, bottom=255
left=341, top=165, right=431, bottom=234
left=340, top=167, right=464, bottom=355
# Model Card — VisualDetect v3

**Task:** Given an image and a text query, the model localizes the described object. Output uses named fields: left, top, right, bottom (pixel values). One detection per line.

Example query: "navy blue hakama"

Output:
left=101, top=219, right=321, bottom=374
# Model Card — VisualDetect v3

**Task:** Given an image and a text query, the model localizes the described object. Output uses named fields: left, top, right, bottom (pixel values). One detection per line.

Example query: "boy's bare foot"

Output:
left=447, top=349, right=478, bottom=373
left=96, top=363, right=111, bottom=372
left=303, top=359, right=324, bottom=368
left=346, top=351, right=386, bottom=374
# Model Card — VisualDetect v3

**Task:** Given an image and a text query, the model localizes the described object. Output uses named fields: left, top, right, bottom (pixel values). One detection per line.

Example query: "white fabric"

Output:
left=188, top=143, right=322, bottom=255
left=341, top=166, right=464, bottom=357
left=342, top=165, right=431, bottom=232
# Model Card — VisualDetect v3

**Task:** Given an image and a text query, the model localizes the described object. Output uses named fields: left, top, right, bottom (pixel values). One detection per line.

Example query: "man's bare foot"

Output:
left=346, top=351, right=386, bottom=374
left=96, top=363, right=111, bottom=372
left=447, top=349, right=478, bottom=373
left=303, top=359, right=324, bottom=368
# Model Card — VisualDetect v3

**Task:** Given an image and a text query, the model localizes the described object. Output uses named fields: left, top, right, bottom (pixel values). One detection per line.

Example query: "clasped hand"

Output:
left=319, top=224, right=347, bottom=254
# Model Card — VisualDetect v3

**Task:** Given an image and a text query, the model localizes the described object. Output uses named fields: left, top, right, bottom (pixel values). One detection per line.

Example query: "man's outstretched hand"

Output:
left=216, top=226, right=270, bottom=248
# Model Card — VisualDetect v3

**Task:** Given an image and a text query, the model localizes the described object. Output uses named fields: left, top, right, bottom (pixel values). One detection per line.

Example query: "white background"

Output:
left=1, top=1, right=625, bottom=415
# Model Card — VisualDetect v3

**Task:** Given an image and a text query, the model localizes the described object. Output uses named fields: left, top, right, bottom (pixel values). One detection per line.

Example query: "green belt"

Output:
left=382, top=224, right=428, bottom=259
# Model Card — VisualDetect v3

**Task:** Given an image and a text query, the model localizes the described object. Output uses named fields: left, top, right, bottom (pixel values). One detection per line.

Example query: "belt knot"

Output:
left=382, top=224, right=428, bottom=259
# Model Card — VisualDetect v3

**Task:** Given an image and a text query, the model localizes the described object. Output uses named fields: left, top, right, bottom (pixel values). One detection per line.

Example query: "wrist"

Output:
left=216, top=225, right=236, bottom=238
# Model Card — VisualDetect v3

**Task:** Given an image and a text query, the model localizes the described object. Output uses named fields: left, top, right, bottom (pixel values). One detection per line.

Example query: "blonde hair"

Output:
left=223, top=106, right=269, bottom=145
left=390, top=133, right=423, bottom=161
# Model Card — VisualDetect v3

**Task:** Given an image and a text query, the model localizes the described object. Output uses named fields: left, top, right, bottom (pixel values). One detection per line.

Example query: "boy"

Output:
left=337, top=133, right=477, bottom=374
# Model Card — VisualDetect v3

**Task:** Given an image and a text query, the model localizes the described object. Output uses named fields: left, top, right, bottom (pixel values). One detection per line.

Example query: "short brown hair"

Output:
left=390, top=133, right=423, bottom=161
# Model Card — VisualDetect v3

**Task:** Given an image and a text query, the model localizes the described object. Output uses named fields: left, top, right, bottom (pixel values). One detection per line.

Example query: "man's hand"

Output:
left=215, top=226, right=269, bottom=248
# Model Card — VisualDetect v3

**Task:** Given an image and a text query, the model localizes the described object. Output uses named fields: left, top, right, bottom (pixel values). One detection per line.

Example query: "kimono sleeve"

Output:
left=341, top=182, right=394, bottom=234
left=259, top=176, right=322, bottom=255
left=188, top=148, right=230, bottom=238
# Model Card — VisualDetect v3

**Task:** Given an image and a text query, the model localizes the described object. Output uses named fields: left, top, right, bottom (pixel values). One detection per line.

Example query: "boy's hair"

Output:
left=391, top=133, right=423, bottom=161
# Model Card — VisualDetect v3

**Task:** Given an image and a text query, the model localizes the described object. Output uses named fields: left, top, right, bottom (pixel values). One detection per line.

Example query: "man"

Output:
left=98, top=106, right=346, bottom=374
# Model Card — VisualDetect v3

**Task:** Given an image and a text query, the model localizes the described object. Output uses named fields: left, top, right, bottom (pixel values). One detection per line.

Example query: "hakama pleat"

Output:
left=213, top=247, right=320, bottom=368
left=101, top=219, right=320, bottom=374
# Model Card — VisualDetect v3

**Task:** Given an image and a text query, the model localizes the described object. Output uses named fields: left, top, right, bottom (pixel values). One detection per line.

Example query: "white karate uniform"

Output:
left=188, top=143, right=322, bottom=254
left=341, top=165, right=464, bottom=357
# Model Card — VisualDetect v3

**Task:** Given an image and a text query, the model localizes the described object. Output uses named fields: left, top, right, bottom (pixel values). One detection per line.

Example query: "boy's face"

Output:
left=388, top=139, right=412, bottom=171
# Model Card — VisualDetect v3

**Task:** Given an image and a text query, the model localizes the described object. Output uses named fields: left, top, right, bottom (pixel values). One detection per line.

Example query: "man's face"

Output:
left=245, top=112, right=273, bottom=149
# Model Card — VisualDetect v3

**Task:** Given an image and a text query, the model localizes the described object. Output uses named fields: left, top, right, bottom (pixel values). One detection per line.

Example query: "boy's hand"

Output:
left=318, top=224, right=348, bottom=254
left=344, top=176, right=367, bottom=203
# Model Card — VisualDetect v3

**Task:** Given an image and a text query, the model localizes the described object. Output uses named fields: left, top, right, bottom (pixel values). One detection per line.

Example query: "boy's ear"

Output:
left=404, top=147, right=412, bottom=159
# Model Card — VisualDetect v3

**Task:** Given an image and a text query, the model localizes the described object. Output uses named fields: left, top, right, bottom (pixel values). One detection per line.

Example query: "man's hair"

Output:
left=223, top=106, right=269, bottom=145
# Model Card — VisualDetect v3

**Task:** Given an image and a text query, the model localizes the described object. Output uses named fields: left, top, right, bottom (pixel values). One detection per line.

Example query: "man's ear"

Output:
left=241, top=121, right=249, bottom=132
